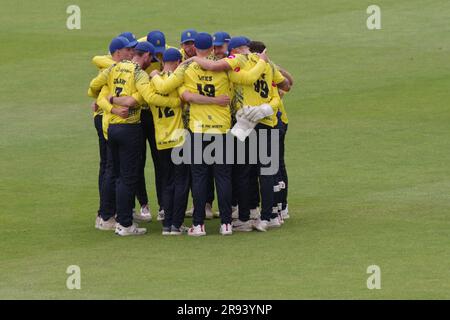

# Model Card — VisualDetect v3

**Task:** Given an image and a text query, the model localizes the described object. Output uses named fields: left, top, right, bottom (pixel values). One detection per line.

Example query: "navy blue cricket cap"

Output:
left=227, top=36, right=249, bottom=51
left=135, top=41, right=155, bottom=55
left=109, top=36, right=134, bottom=54
left=147, top=30, right=166, bottom=54
left=118, top=32, right=138, bottom=47
left=194, top=32, right=213, bottom=50
left=181, top=29, right=197, bottom=43
left=163, top=48, right=182, bottom=62
left=213, top=31, right=231, bottom=46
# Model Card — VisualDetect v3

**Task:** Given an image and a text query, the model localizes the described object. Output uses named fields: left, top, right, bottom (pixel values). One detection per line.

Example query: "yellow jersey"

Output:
left=149, top=72, right=185, bottom=150
left=151, top=63, right=188, bottom=94
left=278, top=95, right=289, bottom=124
left=91, top=54, right=115, bottom=117
left=144, top=60, right=162, bottom=78
left=92, top=54, right=115, bottom=71
left=91, top=61, right=181, bottom=138
left=180, top=48, right=189, bottom=61
left=225, top=54, right=285, bottom=127
left=89, top=61, right=148, bottom=124
left=182, top=60, right=232, bottom=134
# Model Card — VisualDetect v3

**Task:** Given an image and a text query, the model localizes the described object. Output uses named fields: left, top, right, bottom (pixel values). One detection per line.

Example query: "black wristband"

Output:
left=109, top=96, right=114, bottom=104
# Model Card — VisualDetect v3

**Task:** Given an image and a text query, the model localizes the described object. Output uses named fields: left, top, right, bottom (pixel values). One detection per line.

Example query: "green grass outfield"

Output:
left=1, top=0, right=449, bottom=299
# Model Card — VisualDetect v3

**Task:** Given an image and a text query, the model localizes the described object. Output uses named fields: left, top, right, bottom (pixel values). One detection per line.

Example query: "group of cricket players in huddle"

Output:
left=88, top=29, right=294, bottom=236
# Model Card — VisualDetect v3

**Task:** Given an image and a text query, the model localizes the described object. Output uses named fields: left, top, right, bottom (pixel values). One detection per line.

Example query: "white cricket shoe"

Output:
left=253, top=219, right=269, bottom=232
left=231, top=206, right=239, bottom=220
left=179, top=225, right=190, bottom=233
left=96, top=217, right=117, bottom=231
left=250, top=207, right=261, bottom=220
left=95, top=215, right=101, bottom=228
left=115, top=222, right=147, bottom=236
left=268, top=217, right=282, bottom=228
left=278, top=213, right=285, bottom=225
left=157, top=209, right=165, bottom=221
left=232, top=219, right=253, bottom=232
left=185, top=206, right=194, bottom=217
left=188, top=224, right=206, bottom=237
left=133, top=205, right=152, bottom=222
left=162, top=226, right=171, bottom=236
left=205, top=203, right=214, bottom=220
left=169, top=225, right=183, bottom=236
left=220, top=223, right=233, bottom=235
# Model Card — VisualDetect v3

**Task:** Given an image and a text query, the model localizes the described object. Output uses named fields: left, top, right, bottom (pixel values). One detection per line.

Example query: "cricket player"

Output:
left=213, top=31, right=231, bottom=59
left=137, top=30, right=169, bottom=221
left=90, top=36, right=134, bottom=230
left=149, top=48, right=190, bottom=235
left=89, top=41, right=181, bottom=236
left=181, top=32, right=234, bottom=236
left=249, top=40, right=294, bottom=221
left=91, top=32, right=153, bottom=223
left=180, top=29, right=197, bottom=60
left=191, top=36, right=291, bottom=232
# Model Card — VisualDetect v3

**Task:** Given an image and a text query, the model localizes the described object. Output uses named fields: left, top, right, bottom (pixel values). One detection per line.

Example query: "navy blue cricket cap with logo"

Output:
left=135, top=41, right=155, bottom=55
left=181, top=29, right=197, bottom=43
left=147, top=30, right=166, bottom=54
left=109, top=36, right=135, bottom=54
left=213, top=31, right=231, bottom=46
left=163, top=48, right=182, bottom=62
left=227, top=36, right=250, bottom=51
left=118, top=32, right=138, bottom=47
left=194, top=32, right=213, bottom=50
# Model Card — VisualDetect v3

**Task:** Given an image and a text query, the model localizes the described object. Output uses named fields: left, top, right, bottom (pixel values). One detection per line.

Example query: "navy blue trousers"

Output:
left=94, top=114, right=107, bottom=216
left=106, top=124, right=143, bottom=227
left=158, top=148, right=190, bottom=228
left=190, top=133, right=232, bottom=226
left=278, top=122, right=288, bottom=210
left=140, top=109, right=162, bottom=209
left=254, top=123, right=278, bottom=221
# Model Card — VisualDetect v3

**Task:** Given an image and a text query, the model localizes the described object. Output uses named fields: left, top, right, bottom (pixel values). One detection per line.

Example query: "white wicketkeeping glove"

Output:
left=247, top=103, right=274, bottom=122
left=241, top=106, right=257, bottom=119
left=231, top=108, right=257, bottom=141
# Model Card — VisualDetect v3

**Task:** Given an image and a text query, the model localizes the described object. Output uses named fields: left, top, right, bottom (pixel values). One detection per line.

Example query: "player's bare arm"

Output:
left=191, top=57, right=231, bottom=72
left=108, top=95, right=137, bottom=108
left=278, top=78, right=291, bottom=92
left=111, top=106, right=129, bottom=119
left=181, top=90, right=230, bottom=107
left=277, top=66, right=294, bottom=86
